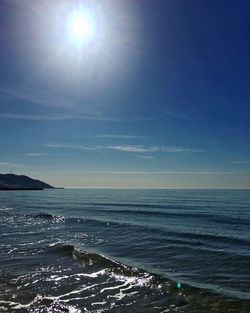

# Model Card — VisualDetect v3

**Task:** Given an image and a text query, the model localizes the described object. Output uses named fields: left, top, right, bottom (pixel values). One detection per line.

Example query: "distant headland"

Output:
left=0, top=173, right=60, bottom=190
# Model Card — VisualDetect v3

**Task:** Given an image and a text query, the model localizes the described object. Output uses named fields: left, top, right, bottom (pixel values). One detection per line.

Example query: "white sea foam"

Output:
left=0, top=207, right=13, bottom=211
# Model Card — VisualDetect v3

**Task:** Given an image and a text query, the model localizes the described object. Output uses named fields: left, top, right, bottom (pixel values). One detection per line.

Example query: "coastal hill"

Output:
left=0, top=173, right=54, bottom=190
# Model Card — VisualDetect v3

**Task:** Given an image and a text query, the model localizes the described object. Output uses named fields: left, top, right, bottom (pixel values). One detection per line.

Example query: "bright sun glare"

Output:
left=67, top=9, right=96, bottom=46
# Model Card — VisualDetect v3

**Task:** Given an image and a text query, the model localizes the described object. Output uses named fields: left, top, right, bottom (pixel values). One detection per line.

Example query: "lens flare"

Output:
left=67, top=9, right=96, bottom=46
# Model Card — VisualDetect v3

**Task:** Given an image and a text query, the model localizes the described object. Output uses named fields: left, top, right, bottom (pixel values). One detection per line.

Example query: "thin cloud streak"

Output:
left=0, top=113, right=75, bottom=121
left=0, top=87, right=152, bottom=123
left=106, top=145, right=204, bottom=153
left=46, top=143, right=204, bottom=154
left=137, top=155, right=155, bottom=159
left=0, top=162, right=24, bottom=168
left=24, top=153, right=48, bottom=157
left=107, top=145, right=153, bottom=153
left=46, top=144, right=97, bottom=151
left=232, top=160, right=250, bottom=165
left=95, top=134, right=142, bottom=139
left=0, top=113, right=123, bottom=122
left=164, top=109, right=191, bottom=120
left=0, top=86, right=72, bottom=108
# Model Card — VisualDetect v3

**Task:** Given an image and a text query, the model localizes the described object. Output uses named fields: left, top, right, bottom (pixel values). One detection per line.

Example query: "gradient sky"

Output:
left=0, top=0, right=249, bottom=188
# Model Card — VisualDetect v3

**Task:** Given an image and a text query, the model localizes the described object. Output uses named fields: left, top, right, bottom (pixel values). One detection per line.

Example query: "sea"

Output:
left=0, top=189, right=249, bottom=313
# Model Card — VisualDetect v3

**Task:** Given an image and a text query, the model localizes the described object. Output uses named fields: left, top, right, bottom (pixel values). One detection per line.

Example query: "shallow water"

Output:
left=0, top=189, right=249, bottom=312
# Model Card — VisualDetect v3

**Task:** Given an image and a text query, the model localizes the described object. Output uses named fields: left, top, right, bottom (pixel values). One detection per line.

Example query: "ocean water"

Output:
left=0, top=189, right=249, bottom=313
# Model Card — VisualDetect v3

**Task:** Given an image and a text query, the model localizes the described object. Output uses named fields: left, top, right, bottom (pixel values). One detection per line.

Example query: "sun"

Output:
left=66, top=8, right=96, bottom=47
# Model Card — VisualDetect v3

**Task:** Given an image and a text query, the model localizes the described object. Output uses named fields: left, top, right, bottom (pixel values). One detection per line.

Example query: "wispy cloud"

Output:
left=164, top=109, right=190, bottom=120
left=106, top=145, right=204, bottom=153
left=0, top=113, right=123, bottom=122
left=0, top=162, right=24, bottom=168
left=24, top=153, right=48, bottom=157
left=95, top=134, right=142, bottom=139
left=46, top=143, right=203, bottom=154
left=137, top=155, right=155, bottom=159
left=106, top=145, right=153, bottom=153
left=0, top=86, right=72, bottom=108
left=46, top=144, right=97, bottom=151
left=232, top=160, right=250, bottom=165
left=0, top=87, right=151, bottom=122
left=0, top=86, right=117, bottom=121
left=76, top=134, right=142, bottom=139
left=0, top=113, right=77, bottom=121
left=162, top=146, right=204, bottom=153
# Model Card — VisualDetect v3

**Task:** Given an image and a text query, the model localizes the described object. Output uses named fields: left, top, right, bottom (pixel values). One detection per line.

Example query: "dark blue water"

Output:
left=0, top=189, right=249, bottom=312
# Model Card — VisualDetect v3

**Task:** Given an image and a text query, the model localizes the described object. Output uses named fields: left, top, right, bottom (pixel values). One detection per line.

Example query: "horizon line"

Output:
left=61, top=187, right=250, bottom=190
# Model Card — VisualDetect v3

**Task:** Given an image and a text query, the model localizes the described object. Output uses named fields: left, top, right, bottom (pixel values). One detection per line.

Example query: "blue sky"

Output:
left=0, top=0, right=249, bottom=188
